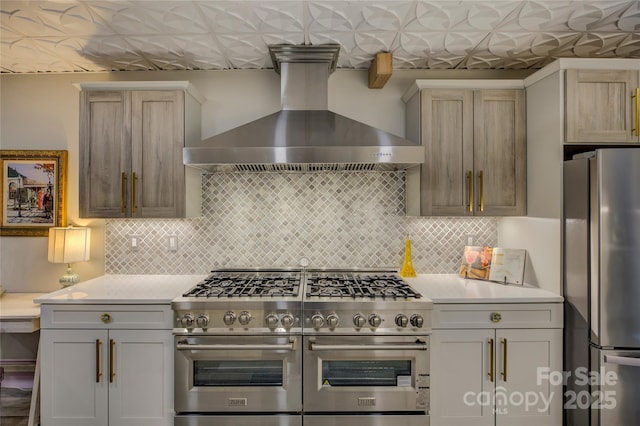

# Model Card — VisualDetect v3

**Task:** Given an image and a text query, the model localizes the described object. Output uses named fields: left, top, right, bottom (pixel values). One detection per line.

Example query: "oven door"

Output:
left=175, top=335, right=302, bottom=413
left=303, top=335, right=430, bottom=413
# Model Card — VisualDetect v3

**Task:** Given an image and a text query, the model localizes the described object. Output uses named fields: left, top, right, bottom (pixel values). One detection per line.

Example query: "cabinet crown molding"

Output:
left=524, top=58, right=640, bottom=88
left=402, top=79, right=524, bottom=103
left=73, top=81, right=205, bottom=104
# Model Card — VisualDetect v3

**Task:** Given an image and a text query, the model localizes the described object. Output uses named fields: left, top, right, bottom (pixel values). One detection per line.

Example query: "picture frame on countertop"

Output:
left=1, top=150, right=68, bottom=237
left=459, top=245, right=527, bottom=285
left=459, top=246, right=493, bottom=280
left=488, top=248, right=526, bottom=286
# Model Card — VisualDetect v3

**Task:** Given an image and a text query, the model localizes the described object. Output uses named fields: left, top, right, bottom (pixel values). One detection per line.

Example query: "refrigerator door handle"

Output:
left=604, top=355, right=640, bottom=368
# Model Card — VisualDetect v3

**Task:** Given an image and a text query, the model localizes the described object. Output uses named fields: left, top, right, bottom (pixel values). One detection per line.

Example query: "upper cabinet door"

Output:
left=408, top=87, right=526, bottom=217
left=565, top=69, right=639, bottom=144
left=473, top=90, right=526, bottom=216
left=79, top=91, right=131, bottom=218
left=79, top=84, right=200, bottom=219
left=420, top=89, right=474, bottom=216
left=130, top=91, right=185, bottom=218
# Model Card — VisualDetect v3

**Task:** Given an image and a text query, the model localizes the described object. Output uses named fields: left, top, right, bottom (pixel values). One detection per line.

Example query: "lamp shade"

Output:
left=48, top=226, right=91, bottom=264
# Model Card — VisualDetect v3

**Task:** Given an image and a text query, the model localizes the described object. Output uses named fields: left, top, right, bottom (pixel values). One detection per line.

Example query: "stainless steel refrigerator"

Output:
left=564, top=148, right=640, bottom=426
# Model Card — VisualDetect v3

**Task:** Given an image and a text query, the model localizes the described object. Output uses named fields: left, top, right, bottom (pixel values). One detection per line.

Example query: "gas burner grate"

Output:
left=182, top=271, right=301, bottom=298
left=305, top=272, right=421, bottom=299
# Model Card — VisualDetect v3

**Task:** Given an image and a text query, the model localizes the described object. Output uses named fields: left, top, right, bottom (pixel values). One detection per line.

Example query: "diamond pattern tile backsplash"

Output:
left=105, top=171, right=497, bottom=274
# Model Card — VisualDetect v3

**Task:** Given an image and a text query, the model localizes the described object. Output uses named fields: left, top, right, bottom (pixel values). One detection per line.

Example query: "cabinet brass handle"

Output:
left=96, top=339, right=102, bottom=383
left=490, top=312, right=502, bottom=323
left=634, top=88, right=639, bottom=137
left=132, top=172, right=138, bottom=214
left=109, top=339, right=115, bottom=383
left=120, top=173, right=127, bottom=213
left=467, top=171, right=473, bottom=213
left=101, top=313, right=112, bottom=324
left=478, top=170, right=484, bottom=212
left=488, top=338, right=495, bottom=382
left=501, top=338, right=508, bottom=382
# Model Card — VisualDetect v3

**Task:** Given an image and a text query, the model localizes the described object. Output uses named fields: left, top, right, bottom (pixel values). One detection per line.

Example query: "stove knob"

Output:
left=326, top=313, right=340, bottom=329
left=196, top=313, right=210, bottom=329
left=223, top=311, right=236, bottom=326
left=266, top=314, right=279, bottom=329
left=410, top=314, right=424, bottom=328
left=281, top=313, right=295, bottom=329
left=353, top=313, right=367, bottom=328
left=238, top=311, right=252, bottom=326
left=181, top=313, right=195, bottom=328
left=311, top=314, right=325, bottom=329
left=395, top=314, right=409, bottom=328
left=368, top=314, right=382, bottom=328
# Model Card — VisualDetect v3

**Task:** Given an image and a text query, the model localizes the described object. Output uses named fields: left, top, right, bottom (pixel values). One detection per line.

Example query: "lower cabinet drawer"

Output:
left=432, top=303, right=562, bottom=329
left=40, top=304, right=173, bottom=329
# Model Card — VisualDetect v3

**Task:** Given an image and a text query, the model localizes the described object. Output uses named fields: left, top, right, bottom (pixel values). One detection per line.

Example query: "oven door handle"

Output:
left=176, top=338, right=297, bottom=352
left=309, top=341, right=428, bottom=351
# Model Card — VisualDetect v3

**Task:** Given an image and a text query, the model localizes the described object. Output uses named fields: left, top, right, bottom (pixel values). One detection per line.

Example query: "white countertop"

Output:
left=406, top=274, right=563, bottom=303
left=0, top=293, right=46, bottom=319
left=32, top=273, right=562, bottom=305
left=34, top=274, right=207, bottom=305
left=0, top=293, right=46, bottom=332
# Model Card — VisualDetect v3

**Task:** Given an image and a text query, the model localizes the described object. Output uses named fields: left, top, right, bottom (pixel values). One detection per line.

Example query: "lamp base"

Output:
left=59, top=264, right=79, bottom=287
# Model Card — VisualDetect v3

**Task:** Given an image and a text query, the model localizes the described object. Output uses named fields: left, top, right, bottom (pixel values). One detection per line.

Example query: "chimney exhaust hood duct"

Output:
left=184, top=44, right=424, bottom=172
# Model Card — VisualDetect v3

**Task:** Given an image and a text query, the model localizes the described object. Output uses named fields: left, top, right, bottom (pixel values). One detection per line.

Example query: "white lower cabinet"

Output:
left=39, top=305, right=173, bottom=426
left=430, top=304, right=563, bottom=426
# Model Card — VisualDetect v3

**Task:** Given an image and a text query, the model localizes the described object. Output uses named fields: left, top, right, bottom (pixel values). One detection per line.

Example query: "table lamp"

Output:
left=48, top=226, right=91, bottom=287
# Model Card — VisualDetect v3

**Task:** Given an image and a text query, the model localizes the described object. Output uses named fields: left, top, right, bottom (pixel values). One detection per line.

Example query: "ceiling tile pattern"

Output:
left=1, top=0, right=639, bottom=73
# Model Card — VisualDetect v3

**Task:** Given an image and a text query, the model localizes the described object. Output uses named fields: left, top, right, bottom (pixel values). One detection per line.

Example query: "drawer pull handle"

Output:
left=132, top=172, right=138, bottom=215
left=478, top=170, right=485, bottom=212
left=109, top=339, right=115, bottom=383
left=96, top=339, right=102, bottom=383
left=467, top=170, right=473, bottom=213
left=490, top=312, right=502, bottom=323
left=488, top=338, right=495, bottom=382
left=120, top=172, right=127, bottom=213
left=634, top=88, right=639, bottom=137
left=101, top=313, right=112, bottom=324
left=501, top=338, right=508, bottom=382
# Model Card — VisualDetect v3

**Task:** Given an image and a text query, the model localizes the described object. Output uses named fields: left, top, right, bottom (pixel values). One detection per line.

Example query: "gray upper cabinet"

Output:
left=405, top=83, right=526, bottom=217
left=565, top=69, right=639, bottom=144
left=78, top=82, right=202, bottom=218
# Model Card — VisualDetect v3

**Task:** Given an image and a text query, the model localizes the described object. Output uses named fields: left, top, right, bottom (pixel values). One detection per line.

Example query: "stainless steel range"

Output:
left=172, top=269, right=303, bottom=426
left=171, top=268, right=432, bottom=426
left=302, top=270, right=432, bottom=426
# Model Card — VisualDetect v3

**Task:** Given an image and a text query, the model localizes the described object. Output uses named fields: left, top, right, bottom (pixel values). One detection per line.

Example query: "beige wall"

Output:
left=0, top=68, right=530, bottom=293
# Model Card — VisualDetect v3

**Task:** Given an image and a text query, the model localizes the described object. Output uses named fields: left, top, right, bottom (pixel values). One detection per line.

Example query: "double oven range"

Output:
left=172, top=268, right=432, bottom=426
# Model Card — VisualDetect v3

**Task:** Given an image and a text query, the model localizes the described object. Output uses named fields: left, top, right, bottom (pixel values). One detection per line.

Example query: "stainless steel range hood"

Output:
left=184, top=44, right=424, bottom=172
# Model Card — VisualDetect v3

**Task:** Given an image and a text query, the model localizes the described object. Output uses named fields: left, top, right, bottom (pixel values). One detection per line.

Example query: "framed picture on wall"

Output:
left=1, top=150, right=68, bottom=236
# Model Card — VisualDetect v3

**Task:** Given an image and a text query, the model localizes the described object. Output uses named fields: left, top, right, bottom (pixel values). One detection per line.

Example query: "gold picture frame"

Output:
left=1, top=150, right=68, bottom=236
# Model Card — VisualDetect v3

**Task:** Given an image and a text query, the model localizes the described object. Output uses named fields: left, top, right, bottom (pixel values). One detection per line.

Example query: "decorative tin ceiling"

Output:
left=1, top=1, right=639, bottom=73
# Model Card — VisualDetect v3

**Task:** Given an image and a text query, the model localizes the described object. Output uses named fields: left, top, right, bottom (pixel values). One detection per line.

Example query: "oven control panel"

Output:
left=302, top=306, right=432, bottom=334
left=174, top=308, right=302, bottom=333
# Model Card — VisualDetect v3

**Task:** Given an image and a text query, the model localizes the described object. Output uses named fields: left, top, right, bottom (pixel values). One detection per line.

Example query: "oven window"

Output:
left=193, top=360, right=283, bottom=386
left=321, top=360, right=412, bottom=387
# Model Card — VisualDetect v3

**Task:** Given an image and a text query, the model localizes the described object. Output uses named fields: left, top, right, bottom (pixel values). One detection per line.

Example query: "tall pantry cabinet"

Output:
left=77, top=81, right=202, bottom=218
left=522, top=58, right=640, bottom=426
left=403, top=81, right=526, bottom=217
